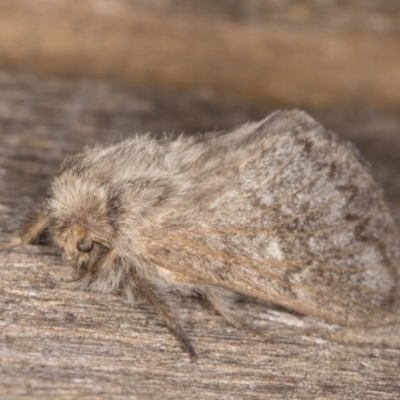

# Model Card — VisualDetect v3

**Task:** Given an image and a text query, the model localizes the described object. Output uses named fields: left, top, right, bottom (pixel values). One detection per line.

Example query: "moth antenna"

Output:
left=132, top=275, right=198, bottom=363
left=0, top=206, right=49, bottom=251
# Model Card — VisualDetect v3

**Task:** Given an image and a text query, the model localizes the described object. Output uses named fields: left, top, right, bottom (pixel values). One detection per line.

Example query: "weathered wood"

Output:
left=0, top=72, right=400, bottom=399
left=1, top=0, right=400, bottom=110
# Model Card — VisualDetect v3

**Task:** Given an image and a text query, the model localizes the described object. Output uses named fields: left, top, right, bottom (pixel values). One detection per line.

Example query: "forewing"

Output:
left=143, top=111, right=400, bottom=327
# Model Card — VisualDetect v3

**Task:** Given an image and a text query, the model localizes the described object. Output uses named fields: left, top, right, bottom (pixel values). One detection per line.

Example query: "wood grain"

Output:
left=0, top=72, right=399, bottom=399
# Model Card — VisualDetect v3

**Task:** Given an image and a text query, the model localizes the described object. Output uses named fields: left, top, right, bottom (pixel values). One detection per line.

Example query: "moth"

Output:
left=1, top=110, right=400, bottom=362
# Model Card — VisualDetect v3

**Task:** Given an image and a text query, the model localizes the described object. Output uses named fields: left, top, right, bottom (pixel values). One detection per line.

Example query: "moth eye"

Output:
left=76, top=238, right=93, bottom=253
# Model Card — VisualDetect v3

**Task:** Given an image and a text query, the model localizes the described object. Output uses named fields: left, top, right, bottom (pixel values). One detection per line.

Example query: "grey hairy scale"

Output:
left=1, top=109, right=400, bottom=362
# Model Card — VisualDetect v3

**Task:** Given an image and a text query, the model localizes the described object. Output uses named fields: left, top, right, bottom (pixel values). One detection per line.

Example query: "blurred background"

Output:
left=0, top=0, right=399, bottom=211
left=1, top=0, right=400, bottom=109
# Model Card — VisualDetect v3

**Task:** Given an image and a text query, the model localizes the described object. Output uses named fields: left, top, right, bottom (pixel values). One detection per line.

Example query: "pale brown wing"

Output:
left=142, top=111, right=400, bottom=328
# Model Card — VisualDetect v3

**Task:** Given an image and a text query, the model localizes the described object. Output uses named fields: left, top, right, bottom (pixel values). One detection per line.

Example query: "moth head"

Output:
left=71, top=227, right=94, bottom=254
left=47, top=175, right=119, bottom=270
left=50, top=223, right=107, bottom=272
left=76, top=236, right=93, bottom=253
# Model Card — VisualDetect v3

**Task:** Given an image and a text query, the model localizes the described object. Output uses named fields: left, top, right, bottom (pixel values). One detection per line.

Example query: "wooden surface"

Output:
left=1, top=0, right=400, bottom=110
left=0, top=71, right=400, bottom=399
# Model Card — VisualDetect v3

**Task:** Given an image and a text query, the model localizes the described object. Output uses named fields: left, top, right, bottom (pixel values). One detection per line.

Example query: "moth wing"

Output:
left=143, top=111, right=400, bottom=327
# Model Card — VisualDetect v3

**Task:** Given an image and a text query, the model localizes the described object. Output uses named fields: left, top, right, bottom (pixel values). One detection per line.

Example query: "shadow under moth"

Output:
left=1, top=110, right=400, bottom=362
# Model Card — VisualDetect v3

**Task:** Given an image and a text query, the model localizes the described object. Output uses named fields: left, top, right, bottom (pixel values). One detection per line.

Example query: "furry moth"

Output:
left=1, top=110, right=400, bottom=362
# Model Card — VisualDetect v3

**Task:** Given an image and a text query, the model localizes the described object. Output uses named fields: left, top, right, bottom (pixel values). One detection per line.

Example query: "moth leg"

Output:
left=62, top=250, right=118, bottom=292
left=62, top=273, right=92, bottom=292
left=0, top=207, right=49, bottom=251
left=131, top=275, right=198, bottom=363
left=205, top=287, right=264, bottom=336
